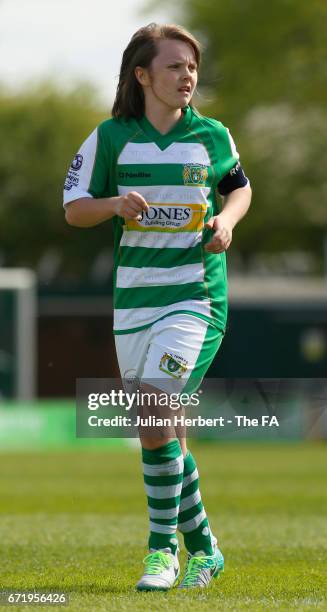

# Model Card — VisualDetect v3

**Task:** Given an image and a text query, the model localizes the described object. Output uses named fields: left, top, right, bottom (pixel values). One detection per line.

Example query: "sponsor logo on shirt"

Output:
left=125, top=202, right=207, bottom=233
left=118, top=171, right=151, bottom=179
left=64, top=154, right=83, bottom=190
left=183, top=164, right=208, bottom=187
left=64, top=170, right=79, bottom=191
left=138, top=206, right=192, bottom=229
left=159, top=353, right=188, bottom=379
left=71, top=154, right=83, bottom=171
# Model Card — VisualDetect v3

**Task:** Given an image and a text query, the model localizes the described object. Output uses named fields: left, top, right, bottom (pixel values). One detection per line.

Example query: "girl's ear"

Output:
left=135, top=67, right=150, bottom=87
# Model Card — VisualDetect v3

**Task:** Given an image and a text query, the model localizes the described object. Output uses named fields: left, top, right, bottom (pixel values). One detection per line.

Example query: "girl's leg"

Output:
left=136, top=381, right=184, bottom=590
left=140, top=315, right=223, bottom=557
left=175, top=321, right=225, bottom=588
left=116, top=330, right=183, bottom=590
left=177, top=448, right=216, bottom=555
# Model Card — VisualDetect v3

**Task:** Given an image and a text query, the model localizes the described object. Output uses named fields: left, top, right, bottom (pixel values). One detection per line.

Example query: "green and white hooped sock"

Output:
left=142, top=439, right=184, bottom=555
left=178, top=450, right=215, bottom=555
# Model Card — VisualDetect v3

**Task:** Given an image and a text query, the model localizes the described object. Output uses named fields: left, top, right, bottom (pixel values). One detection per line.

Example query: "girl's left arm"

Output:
left=204, top=183, right=252, bottom=254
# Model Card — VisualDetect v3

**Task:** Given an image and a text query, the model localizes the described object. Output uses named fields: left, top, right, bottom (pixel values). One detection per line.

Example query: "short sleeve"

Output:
left=63, top=127, right=109, bottom=208
left=216, top=125, right=240, bottom=183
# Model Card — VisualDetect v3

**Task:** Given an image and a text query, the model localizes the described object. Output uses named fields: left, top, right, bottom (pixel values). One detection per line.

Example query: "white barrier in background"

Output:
left=0, top=268, right=36, bottom=400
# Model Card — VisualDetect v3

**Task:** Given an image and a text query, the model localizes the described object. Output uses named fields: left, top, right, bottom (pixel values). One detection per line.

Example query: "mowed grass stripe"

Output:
left=0, top=444, right=326, bottom=610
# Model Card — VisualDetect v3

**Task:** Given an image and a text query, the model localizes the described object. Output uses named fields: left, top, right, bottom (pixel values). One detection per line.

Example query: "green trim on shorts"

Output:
left=113, top=310, right=225, bottom=335
left=183, top=324, right=224, bottom=394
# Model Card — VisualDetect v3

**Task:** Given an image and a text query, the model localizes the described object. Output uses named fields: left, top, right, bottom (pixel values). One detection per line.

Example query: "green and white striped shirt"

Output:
left=64, top=106, right=240, bottom=334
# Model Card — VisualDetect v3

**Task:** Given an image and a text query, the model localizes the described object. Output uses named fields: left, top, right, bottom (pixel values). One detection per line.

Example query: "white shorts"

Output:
left=114, top=313, right=223, bottom=393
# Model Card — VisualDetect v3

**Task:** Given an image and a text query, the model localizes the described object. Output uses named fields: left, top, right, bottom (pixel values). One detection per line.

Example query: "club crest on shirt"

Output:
left=183, top=164, right=208, bottom=187
left=159, top=353, right=188, bottom=379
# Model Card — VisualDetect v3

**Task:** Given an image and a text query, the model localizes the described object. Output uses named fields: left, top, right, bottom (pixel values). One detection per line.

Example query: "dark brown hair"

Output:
left=112, top=23, right=202, bottom=120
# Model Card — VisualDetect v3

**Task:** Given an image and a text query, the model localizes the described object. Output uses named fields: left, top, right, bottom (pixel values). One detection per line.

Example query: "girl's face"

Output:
left=137, top=39, right=198, bottom=111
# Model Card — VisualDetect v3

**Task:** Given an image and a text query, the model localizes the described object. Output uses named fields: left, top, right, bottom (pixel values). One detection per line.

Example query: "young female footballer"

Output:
left=64, top=23, right=251, bottom=590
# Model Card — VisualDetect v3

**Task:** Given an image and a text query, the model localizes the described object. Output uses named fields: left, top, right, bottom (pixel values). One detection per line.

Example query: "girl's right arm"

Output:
left=63, top=126, right=148, bottom=228
left=65, top=191, right=149, bottom=228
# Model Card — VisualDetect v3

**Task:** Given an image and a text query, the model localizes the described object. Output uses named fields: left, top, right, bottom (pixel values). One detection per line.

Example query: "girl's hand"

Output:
left=204, top=214, right=233, bottom=253
left=115, top=191, right=149, bottom=220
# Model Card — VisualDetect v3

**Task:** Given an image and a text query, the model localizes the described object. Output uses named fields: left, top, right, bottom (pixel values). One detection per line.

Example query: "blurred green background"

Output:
left=1, top=0, right=327, bottom=397
left=1, top=0, right=326, bottom=270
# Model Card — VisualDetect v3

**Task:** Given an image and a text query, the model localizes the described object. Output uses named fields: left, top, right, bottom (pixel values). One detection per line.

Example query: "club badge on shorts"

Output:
left=159, top=353, right=188, bottom=379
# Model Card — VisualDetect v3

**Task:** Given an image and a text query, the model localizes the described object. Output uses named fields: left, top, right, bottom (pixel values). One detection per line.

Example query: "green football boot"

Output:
left=136, top=548, right=180, bottom=591
left=178, top=546, right=224, bottom=589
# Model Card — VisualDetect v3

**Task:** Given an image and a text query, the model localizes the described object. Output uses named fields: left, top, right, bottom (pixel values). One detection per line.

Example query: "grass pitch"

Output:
left=0, top=442, right=326, bottom=611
